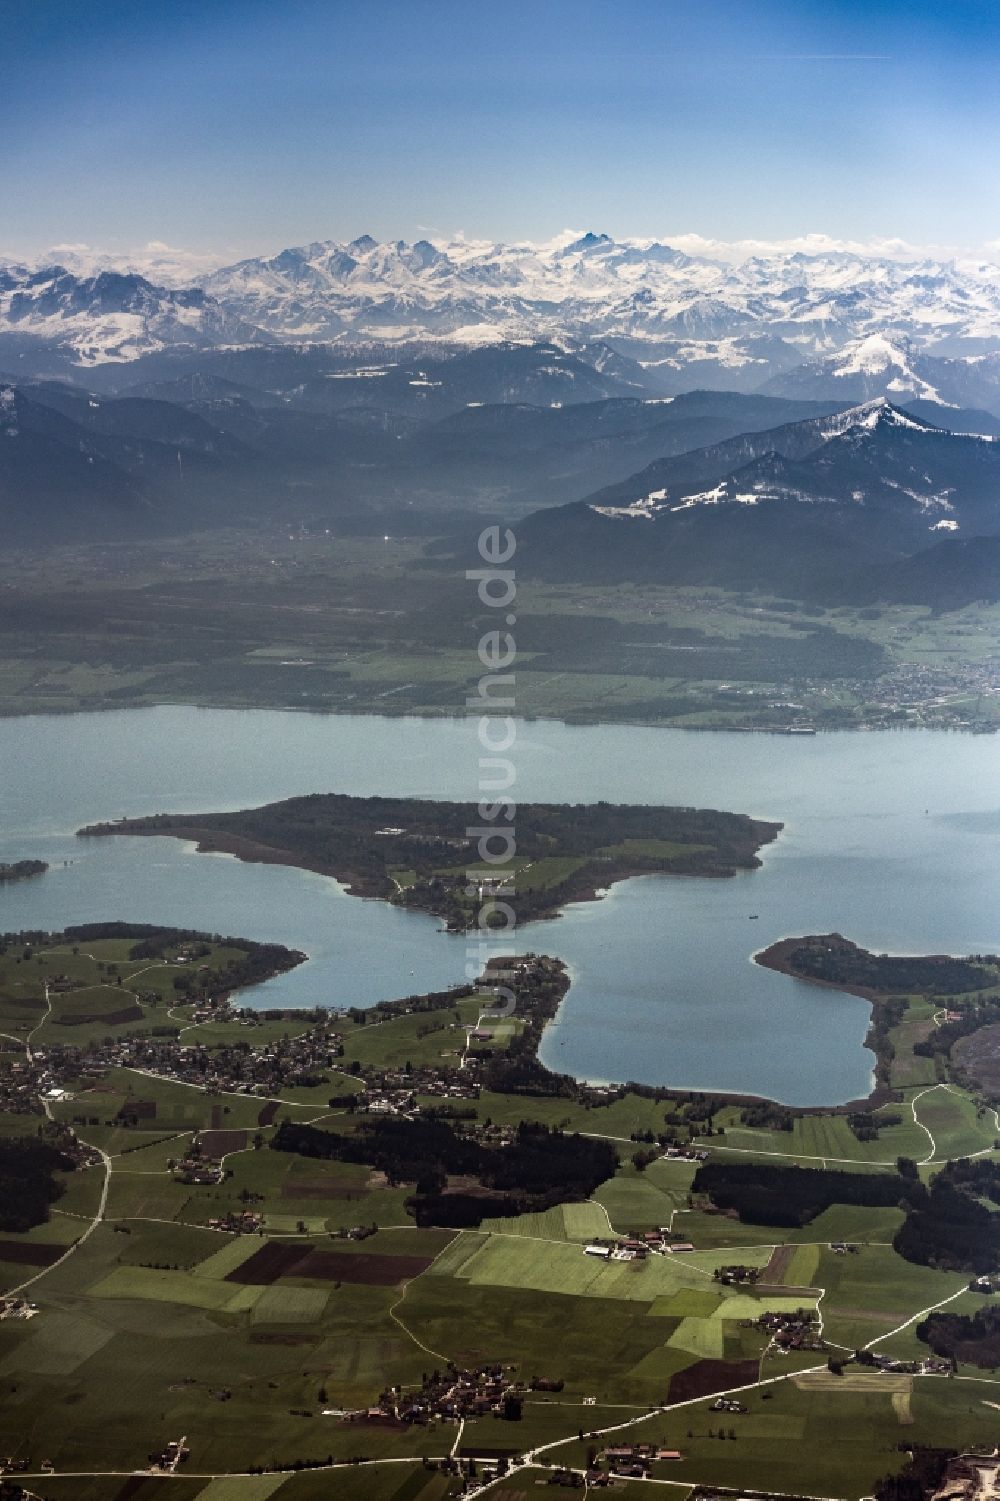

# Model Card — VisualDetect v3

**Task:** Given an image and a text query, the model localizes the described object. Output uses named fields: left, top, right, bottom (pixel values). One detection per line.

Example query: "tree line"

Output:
left=271, top=1116, right=617, bottom=1227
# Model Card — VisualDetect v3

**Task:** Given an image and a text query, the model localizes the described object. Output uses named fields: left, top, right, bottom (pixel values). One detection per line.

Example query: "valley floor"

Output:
left=1, top=531, right=999, bottom=731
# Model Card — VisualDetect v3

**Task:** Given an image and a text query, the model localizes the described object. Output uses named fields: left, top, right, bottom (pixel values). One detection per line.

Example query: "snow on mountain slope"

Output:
left=6, top=233, right=1000, bottom=377
left=201, top=235, right=1000, bottom=355
left=762, top=333, right=955, bottom=403
left=584, top=400, right=997, bottom=524
left=0, top=266, right=260, bottom=364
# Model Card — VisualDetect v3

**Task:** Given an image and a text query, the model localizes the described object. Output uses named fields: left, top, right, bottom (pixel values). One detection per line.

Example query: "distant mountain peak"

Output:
left=821, top=397, right=938, bottom=437
left=828, top=333, right=915, bottom=375
left=564, top=232, right=613, bottom=253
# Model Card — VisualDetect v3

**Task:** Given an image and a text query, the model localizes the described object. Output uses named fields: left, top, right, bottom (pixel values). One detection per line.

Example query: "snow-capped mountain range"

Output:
left=204, top=233, right=1000, bottom=355
left=0, top=265, right=257, bottom=365
left=4, top=232, right=1000, bottom=409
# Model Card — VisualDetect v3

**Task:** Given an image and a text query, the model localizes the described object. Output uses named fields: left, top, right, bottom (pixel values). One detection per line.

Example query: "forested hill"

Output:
left=79, top=792, right=780, bottom=931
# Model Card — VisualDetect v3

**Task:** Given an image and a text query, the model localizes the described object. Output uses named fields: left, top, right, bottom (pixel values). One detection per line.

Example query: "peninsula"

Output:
left=756, top=931, right=1000, bottom=1102
left=78, top=792, right=781, bottom=930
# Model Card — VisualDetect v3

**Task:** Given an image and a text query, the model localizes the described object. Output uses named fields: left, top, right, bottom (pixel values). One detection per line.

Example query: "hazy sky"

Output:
left=3, top=0, right=999, bottom=264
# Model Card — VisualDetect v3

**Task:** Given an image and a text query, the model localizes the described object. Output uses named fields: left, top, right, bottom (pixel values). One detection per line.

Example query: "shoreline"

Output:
left=66, top=831, right=892, bottom=1112
left=751, top=932, right=970, bottom=1112
left=1, top=697, right=996, bottom=736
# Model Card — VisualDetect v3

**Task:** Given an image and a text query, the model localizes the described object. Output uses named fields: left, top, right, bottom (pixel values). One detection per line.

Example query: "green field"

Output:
left=3, top=910, right=999, bottom=1495
left=89, top=1264, right=259, bottom=1310
left=912, top=1083, right=998, bottom=1159
left=479, top=1201, right=610, bottom=1241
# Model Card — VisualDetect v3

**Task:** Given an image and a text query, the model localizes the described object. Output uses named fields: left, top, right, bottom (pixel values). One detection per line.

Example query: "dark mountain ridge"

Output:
left=519, top=401, right=1000, bottom=603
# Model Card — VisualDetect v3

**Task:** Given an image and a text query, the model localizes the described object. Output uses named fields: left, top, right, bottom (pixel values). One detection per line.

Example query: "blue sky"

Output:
left=2, top=0, right=999, bottom=262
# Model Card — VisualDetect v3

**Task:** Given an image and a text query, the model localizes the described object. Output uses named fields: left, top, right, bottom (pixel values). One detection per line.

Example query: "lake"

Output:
left=2, top=707, right=999, bottom=1105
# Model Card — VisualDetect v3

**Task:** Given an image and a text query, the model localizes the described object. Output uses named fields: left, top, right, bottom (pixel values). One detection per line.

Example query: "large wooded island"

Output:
left=79, top=792, right=781, bottom=930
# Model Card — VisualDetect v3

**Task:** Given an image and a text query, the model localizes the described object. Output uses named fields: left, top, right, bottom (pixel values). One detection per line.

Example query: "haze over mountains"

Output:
left=3, top=231, right=1000, bottom=609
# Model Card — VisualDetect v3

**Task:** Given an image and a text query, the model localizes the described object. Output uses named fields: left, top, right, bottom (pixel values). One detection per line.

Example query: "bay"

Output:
left=2, top=707, right=999, bottom=1105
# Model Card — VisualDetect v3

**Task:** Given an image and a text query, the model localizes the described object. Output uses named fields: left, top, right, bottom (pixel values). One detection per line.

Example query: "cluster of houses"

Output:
left=361, top=1363, right=529, bottom=1425
left=354, top=1064, right=479, bottom=1118
left=188, top=998, right=238, bottom=1024
left=754, top=1307, right=824, bottom=1353
left=107, top=1024, right=342, bottom=1097
left=348, top=1033, right=494, bottom=1116
left=205, top=1209, right=264, bottom=1234
left=47, top=974, right=83, bottom=994
left=0, top=1052, right=64, bottom=1117
left=172, top=1151, right=225, bottom=1186
left=331, top=1224, right=377, bottom=1242
left=861, top=1352, right=953, bottom=1376
left=4, top=1015, right=347, bottom=1123
left=0, top=1454, right=48, bottom=1475
left=713, top=1263, right=761, bottom=1285
left=148, top=1438, right=190, bottom=1472
left=584, top=1230, right=696, bottom=1261
left=597, top=1442, right=683, bottom=1479
left=661, top=1144, right=710, bottom=1163
left=0, top=1296, right=38, bottom=1322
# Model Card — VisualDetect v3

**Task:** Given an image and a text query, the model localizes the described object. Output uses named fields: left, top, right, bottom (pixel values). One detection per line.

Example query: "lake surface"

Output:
left=2, top=708, right=999, bottom=1105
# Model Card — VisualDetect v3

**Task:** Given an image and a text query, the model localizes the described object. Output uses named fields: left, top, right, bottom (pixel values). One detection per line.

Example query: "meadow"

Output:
left=1, top=919, right=998, bottom=1495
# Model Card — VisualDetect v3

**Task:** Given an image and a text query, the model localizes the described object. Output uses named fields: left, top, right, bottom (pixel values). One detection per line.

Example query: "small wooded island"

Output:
left=0, top=859, right=48, bottom=883
left=756, top=932, right=1000, bottom=1000
left=78, top=792, right=781, bottom=930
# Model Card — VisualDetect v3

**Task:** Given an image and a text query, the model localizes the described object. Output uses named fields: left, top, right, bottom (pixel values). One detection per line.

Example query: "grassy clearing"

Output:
left=890, top=1017, right=940, bottom=1087
left=105, top=1174, right=191, bottom=1222
left=0, top=1309, right=113, bottom=1376
left=785, top=1243, right=820, bottom=1287
left=479, top=1201, right=608, bottom=1242
left=450, top=1235, right=761, bottom=1304
left=799, top=1203, right=906, bottom=1244
left=593, top=1161, right=686, bottom=1230
left=196, top=1479, right=290, bottom=1501
left=88, top=1265, right=256, bottom=1310
left=425, top=1232, right=484, bottom=1279
left=913, top=1085, right=997, bottom=1159
left=597, top=837, right=710, bottom=860
left=406, top=1275, right=686, bottom=1401
left=817, top=1244, right=968, bottom=1354
left=712, top=1293, right=817, bottom=1320
left=252, top=1285, right=329, bottom=1322
left=721, top=1110, right=929, bottom=1165
left=550, top=1376, right=990, bottom=1500
left=794, top=1370, right=912, bottom=1395
left=341, top=997, right=484, bottom=1071
left=114, top=1221, right=223, bottom=1267
left=668, top=1315, right=725, bottom=1360
left=649, top=1288, right=722, bottom=1318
